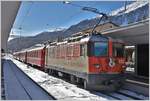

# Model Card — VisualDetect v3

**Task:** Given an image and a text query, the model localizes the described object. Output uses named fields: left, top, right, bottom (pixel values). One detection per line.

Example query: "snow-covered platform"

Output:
left=1, top=59, right=55, bottom=100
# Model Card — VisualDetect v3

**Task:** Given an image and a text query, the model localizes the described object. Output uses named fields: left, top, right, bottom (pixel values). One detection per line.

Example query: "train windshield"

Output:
left=94, top=42, right=108, bottom=56
left=113, top=43, right=124, bottom=57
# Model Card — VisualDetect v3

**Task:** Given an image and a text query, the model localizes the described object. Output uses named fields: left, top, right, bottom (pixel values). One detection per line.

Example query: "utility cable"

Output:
left=18, top=2, right=34, bottom=51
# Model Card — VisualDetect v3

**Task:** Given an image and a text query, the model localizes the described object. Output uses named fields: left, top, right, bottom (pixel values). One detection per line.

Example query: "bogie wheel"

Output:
left=84, top=79, right=89, bottom=90
left=70, top=75, right=76, bottom=84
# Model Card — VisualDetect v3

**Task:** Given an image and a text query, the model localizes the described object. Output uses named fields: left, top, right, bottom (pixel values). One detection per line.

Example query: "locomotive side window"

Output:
left=51, top=48, right=53, bottom=58
left=94, top=42, right=108, bottom=56
left=80, top=44, right=84, bottom=56
left=113, top=43, right=124, bottom=57
left=36, top=51, right=38, bottom=57
left=48, top=48, right=51, bottom=58
left=80, top=44, right=87, bottom=56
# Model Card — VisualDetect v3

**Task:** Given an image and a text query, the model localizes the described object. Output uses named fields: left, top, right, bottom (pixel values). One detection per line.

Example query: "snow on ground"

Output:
left=5, top=55, right=109, bottom=101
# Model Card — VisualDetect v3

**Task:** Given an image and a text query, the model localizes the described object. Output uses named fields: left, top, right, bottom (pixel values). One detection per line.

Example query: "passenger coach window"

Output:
left=94, top=42, right=108, bottom=56
left=113, top=43, right=124, bottom=57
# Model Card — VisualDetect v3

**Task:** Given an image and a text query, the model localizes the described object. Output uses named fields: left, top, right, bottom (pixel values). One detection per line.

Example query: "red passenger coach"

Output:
left=13, top=50, right=27, bottom=62
left=26, top=46, right=45, bottom=69
left=13, top=52, right=21, bottom=60
left=19, top=50, right=27, bottom=63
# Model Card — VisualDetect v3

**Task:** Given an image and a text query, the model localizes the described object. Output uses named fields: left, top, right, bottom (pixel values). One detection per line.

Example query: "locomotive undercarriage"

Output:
left=84, top=73, right=125, bottom=92
left=45, top=65, right=125, bottom=92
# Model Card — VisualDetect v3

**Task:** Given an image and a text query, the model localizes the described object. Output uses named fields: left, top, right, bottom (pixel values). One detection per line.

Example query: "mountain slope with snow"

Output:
left=110, top=1, right=149, bottom=16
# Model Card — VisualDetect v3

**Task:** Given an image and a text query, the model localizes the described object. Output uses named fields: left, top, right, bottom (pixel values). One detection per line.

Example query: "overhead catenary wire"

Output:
left=18, top=1, right=34, bottom=51
left=63, top=1, right=109, bottom=34
left=19, top=1, right=34, bottom=29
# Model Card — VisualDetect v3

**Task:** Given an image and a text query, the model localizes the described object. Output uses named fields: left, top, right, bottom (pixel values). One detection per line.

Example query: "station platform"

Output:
left=1, top=59, right=55, bottom=100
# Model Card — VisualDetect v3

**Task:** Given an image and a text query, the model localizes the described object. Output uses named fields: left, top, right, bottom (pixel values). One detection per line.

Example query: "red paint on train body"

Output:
left=26, top=47, right=45, bottom=69
left=13, top=34, right=126, bottom=91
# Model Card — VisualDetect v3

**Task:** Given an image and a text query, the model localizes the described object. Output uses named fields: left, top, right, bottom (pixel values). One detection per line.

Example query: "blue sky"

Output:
left=10, top=1, right=133, bottom=37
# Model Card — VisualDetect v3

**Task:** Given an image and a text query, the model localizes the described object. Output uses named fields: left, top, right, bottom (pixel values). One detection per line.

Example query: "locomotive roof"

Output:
left=80, top=34, right=108, bottom=43
left=110, top=37, right=124, bottom=43
left=88, top=34, right=108, bottom=42
left=46, top=33, right=124, bottom=48
left=46, top=34, right=109, bottom=48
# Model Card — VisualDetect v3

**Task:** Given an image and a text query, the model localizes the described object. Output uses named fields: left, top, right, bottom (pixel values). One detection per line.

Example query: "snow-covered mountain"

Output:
left=110, top=1, right=148, bottom=16
left=109, top=1, right=149, bottom=26
left=47, top=27, right=66, bottom=32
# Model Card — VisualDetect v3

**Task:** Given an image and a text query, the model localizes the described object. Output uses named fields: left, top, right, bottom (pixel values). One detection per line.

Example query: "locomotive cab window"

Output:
left=113, top=43, right=124, bottom=57
left=93, top=42, right=108, bottom=56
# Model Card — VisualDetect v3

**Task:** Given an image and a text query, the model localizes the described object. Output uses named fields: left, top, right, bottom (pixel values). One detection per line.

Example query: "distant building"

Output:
left=73, top=21, right=119, bottom=36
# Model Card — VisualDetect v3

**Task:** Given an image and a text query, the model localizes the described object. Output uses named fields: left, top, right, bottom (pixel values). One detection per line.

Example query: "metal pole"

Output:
left=124, top=1, right=127, bottom=11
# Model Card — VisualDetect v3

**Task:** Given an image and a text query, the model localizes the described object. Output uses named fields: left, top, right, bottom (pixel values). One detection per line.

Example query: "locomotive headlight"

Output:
left=93, top=64, right=101, bottom=68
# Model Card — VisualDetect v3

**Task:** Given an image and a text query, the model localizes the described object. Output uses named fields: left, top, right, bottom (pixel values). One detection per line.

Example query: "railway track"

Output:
left=2, top=59, right=56, bottom=100
left=117, top=89, right=148, bottom=100
left=93, top=88, right=149, bottom=100
left=123, top=79, right=149, bottom=96
left=92, top=78, right=149, bottom=100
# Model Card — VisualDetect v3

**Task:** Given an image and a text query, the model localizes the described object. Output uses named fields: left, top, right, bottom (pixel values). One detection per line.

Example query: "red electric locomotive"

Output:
left=44, top=33, right=126, bottom=91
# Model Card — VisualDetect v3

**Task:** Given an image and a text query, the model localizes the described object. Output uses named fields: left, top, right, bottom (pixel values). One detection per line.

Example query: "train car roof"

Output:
left=27, top=46, right=45, bottom=52
left=13, top=46, right=45, bottom=54
left=13, top=49, right=27, bottom=54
